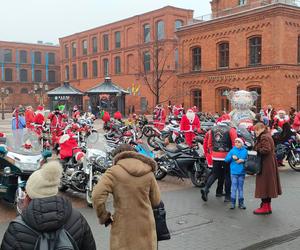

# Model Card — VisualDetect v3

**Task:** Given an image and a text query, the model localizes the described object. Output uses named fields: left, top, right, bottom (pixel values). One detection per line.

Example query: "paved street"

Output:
left=0, top=117, right=299, bottom=249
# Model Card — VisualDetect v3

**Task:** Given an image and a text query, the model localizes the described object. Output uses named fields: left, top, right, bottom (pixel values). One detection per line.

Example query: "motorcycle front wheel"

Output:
left=190, top=170, right=206, bottom=188
left=155, top=168, right=167, bottom=180
left=287, top=151, right=300, bottom=171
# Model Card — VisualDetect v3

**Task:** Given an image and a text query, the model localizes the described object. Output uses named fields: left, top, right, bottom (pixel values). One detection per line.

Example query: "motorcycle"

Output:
left=154, top=137, right=209, bottom=187
left=0, top=129, right=51, bottom=213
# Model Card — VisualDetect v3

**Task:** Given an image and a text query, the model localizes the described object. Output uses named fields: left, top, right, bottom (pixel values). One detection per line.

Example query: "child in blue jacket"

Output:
left=225, top=137, right=248, bottom=209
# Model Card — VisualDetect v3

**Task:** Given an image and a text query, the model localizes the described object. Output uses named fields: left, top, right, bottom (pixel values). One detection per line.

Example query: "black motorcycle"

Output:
left=154, top=137, right=209, bottom=187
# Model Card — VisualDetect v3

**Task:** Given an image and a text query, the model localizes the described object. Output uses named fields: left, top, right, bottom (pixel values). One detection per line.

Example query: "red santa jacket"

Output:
left=33, top=112, right=45, bottom=125
left=292, top=112, right=300, bottom=131
left=72, top=110, right=80, bottom=120
left=25, top=109, right=35, bottom=129
left=203, top=130, right=213, bottom=168
left=59, top=133, right=84, bottom=161
left=273, top=115, right=290, bottom=128
left=180, top=113, right=201, bottom=147
left=48, top=112, right=67, bottom=130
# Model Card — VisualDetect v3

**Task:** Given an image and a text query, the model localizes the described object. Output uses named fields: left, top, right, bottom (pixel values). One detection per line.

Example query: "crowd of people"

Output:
left=1, top=102, right=298, bottom=249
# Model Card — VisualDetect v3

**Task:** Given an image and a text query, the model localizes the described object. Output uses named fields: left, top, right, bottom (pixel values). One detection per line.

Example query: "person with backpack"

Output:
left=1, top=160, right=96, bottom=250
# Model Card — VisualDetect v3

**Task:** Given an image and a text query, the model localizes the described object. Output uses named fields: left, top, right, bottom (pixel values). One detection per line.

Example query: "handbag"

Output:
left=244, top=150, right=262, bottom=175
left=153, top=201, right=171, bottom=241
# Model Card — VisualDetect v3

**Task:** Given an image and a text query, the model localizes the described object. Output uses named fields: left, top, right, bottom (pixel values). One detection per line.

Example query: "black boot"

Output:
left=238, top=198, right=246, bottom=209
left=201, top=188, right=209, bottom=202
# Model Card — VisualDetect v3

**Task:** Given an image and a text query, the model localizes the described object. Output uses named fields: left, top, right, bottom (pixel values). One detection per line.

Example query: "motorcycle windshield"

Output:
left=6, top=129, right=42, bottom=156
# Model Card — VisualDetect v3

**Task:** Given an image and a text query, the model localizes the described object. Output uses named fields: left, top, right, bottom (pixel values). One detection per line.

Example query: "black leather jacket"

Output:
left=0, top=196, right=96, bottom=250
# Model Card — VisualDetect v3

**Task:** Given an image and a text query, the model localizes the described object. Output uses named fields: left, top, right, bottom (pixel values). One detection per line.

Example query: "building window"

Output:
left=20, top=50, right=27, bottom=64
left=64, top=44, right=69, bottom=59
left=82, top=40, right=88, bottom=55
left=48, top=70, right=56, bottom=82
left=143, top=51, right=151, bottom=73
left=219, top=42, right=229, bottom=68
left=115, top=56, right=121, bottom=74
left=115, top=31, right=121, bottom=49
left=34, top=51, right=42, bottom=64
left=4, top=49, right=12, bottom=63
left=65, top=66, right=69, bottom=80
left=6, top=88, right=13, bottom=94
left=48, top=53, right=55, bottom=65
left=20, top=88, right=28, bottom=94
left=249, top=36, right=262, bottom=66
left=103, top=34, right=109, bottom=51
left=34, top=70, right=42, bottom=82
left=82, top=62, right=88, bottom=78
left=92, top=37, right=98, bottom=53
left=72, top=64, right=77, bottom=79
left=298, top=36, right=300, bottom=64
left=216, top=87, right=231, bottom=113
left=20, top=69, right=28, bottom=82
left=144, top=24, right=150, bottom=43
left=192, top=90, right=202, bottom=111
left=239, top=0, right=247, bottom=5
left=4, top=68, right=13, bottom=81
left=103, top=59, right=109, bottom=76
left=175, top=48, right=179, bottom=69
left=72, top=42, right=77, bottom=57
left=175, top=20, right=183, bottom=31
left=92, top=60, right=98, bottom=77
left=192, top=47, right=201, bottom=71
left=247, top=86, right=261, bottom=111
left=156, top=20, right=165, bottom=40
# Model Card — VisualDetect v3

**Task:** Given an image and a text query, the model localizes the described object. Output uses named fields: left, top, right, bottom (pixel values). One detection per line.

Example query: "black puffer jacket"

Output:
left=0, top=196, right=96, bottom=250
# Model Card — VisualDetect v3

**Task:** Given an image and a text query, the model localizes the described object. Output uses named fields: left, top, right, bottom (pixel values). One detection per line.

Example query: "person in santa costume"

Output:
left=180, top=108, right=201, bottom=147
left=172, top=104, right=184, bottom=119
left=292, top=112, right=300, bottom=131
left=153, top=104, right=166, bottom=131
left=33, top=106, right=45, bottom=125
left=72, top=105, right=81, bottom=122
left=273, top=110, right=290, bottom=129
left=48, top=106, right=68, bottom=147
left=58, top=133, right=85, bottom=162
left=24, top=106, right=35, bottom=130
left=203, top=130, right=213, bottom=169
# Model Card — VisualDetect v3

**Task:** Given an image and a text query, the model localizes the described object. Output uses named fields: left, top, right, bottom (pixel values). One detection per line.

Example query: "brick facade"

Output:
left=177, top=1, right=300, bottom=113
left=0, top=41, right=60, bottom=110
left=59, top=6, right=193, bottom=114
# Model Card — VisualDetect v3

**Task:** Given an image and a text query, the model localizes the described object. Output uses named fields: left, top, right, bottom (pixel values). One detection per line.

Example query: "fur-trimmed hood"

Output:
left=113, top=151, right=157, bottom=177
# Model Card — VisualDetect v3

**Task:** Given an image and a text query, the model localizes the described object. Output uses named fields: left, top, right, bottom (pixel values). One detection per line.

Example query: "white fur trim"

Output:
left=59, top=134, right=70, bottom=144
left=186, top=110, right=195, bottom=124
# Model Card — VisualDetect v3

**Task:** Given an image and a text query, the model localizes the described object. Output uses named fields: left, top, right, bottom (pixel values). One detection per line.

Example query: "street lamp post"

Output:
left=34, top=82, right=48, bottom=106
left=0, top=88, right=9, bottom=120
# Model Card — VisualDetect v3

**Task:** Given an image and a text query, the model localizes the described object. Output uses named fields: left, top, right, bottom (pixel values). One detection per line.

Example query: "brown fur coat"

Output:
left=92, top=151, right=161, bottom=250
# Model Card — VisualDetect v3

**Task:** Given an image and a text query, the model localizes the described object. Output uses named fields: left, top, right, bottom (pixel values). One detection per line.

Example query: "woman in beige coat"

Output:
left=92, top=144, right=161, bottom=250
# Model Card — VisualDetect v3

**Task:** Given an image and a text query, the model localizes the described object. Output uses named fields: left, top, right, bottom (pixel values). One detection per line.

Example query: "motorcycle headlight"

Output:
left=15, top=161, right=39, bottom=171
left=96, top=156, right=106, bottom=166
left=4, top=167, right=11, bottom=175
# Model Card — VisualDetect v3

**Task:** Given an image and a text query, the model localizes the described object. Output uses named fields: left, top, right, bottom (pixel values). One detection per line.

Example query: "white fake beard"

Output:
left=186, top=112, right=195, bottom=123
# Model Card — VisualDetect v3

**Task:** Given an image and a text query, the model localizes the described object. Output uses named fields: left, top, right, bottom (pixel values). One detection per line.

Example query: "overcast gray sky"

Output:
left=0, top=0, right=211, bottom=45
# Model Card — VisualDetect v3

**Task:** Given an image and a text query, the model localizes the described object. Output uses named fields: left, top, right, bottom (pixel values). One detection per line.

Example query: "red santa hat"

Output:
left=217, top=114, right=231, bottom=124
left=114, top=111, right=122, bottom=120
left=235, top=137, right=245, bottom=146
left=37, top=106, right=44, bottom=111
left=277, top=110, right=286, bottom=115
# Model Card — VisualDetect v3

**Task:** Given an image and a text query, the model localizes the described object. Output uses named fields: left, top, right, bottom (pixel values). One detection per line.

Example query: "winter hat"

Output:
left=235, top=137, right=245, bottom=146
left=37, top=106, right=44, bottom=111
left=26, top=161, right=63, bottom=199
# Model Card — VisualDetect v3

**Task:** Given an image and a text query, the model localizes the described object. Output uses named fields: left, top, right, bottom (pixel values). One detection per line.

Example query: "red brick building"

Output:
left=0, top=41, right=60, bottom=110
left=177, top=0, right=300, bottom=113
left=59, top=6, right=193, bottom=113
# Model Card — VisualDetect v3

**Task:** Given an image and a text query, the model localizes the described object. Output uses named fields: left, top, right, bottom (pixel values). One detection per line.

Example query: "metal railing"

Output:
left=190, top=0, right=300, bottom=24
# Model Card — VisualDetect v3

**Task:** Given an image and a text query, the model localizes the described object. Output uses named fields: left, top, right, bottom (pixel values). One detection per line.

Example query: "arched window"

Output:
left=192, top=89, right=202, bottom=111
left=175, top=20, right=183, bottom=31
left=34, top=51, right=42, bottom=64
left=72, top=42, right=77, bottom=57
left=72, top=64, right=77, bottom=79
left=175, top=48, right=179, bottom=69
left=64, top=44, right=69, bottom=59
left=143, top=24, right=150, bottom=43
left=82, top=62, right=88, bottom=78
left=156, top=20, right=165, bottom=40
left=34, top=70, right=42, bottom=82
left=4, top=49, right=12, bottom=63
left=65, top=66, right=69, bottom=80
left=6, top=88, right=13, bottom=94
left=48, top=70, right=56, bottom=82
left=143, top=52, right=151, bottom=73
left=82, top=40, right=88, bottom=55
left=20, top=88, right=28, bottom=94
left=20, top=50, right=27, bottom=64
left=219, top=42, right=229, bottom=68
left=192, top=47, right=201, bottom=71
left=115, top=56, right=121, bottom=74
left=115, top=31, right=121, bottom=49
left=103, top=34, right=109, bottom=51
left=92, top=60, right=98, bottom=77
left=103, top=59, right=109, bottom=76
left=20, top=69, right=28, bottom=82
left=249, top=36, right=262, bottom=66
left=247, top=86, right=261, bottom=112
left=92, top=37, right=98, bottom=53
left=4, top=68, right=13, bottom=81
left=216, top=87, right=231, bottom=113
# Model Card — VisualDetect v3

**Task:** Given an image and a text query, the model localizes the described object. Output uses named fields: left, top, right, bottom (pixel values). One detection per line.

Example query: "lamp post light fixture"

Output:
left=33, top=82, right=48, bottom=106
left=0, top=88, right=9, bottom=120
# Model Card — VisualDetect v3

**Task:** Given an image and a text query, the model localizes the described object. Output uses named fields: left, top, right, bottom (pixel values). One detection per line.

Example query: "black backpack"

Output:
left=12, top=216, right=79, bottom=250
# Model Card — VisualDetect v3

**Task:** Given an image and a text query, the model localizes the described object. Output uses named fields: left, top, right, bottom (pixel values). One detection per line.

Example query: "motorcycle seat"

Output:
left=166, top=151, right=182, bottom=158
left=177, top=144, right=190, bottom=151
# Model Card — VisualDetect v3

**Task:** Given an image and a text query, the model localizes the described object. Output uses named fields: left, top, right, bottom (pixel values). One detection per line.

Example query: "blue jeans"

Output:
left=231, top=174, right=245, bottom=201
